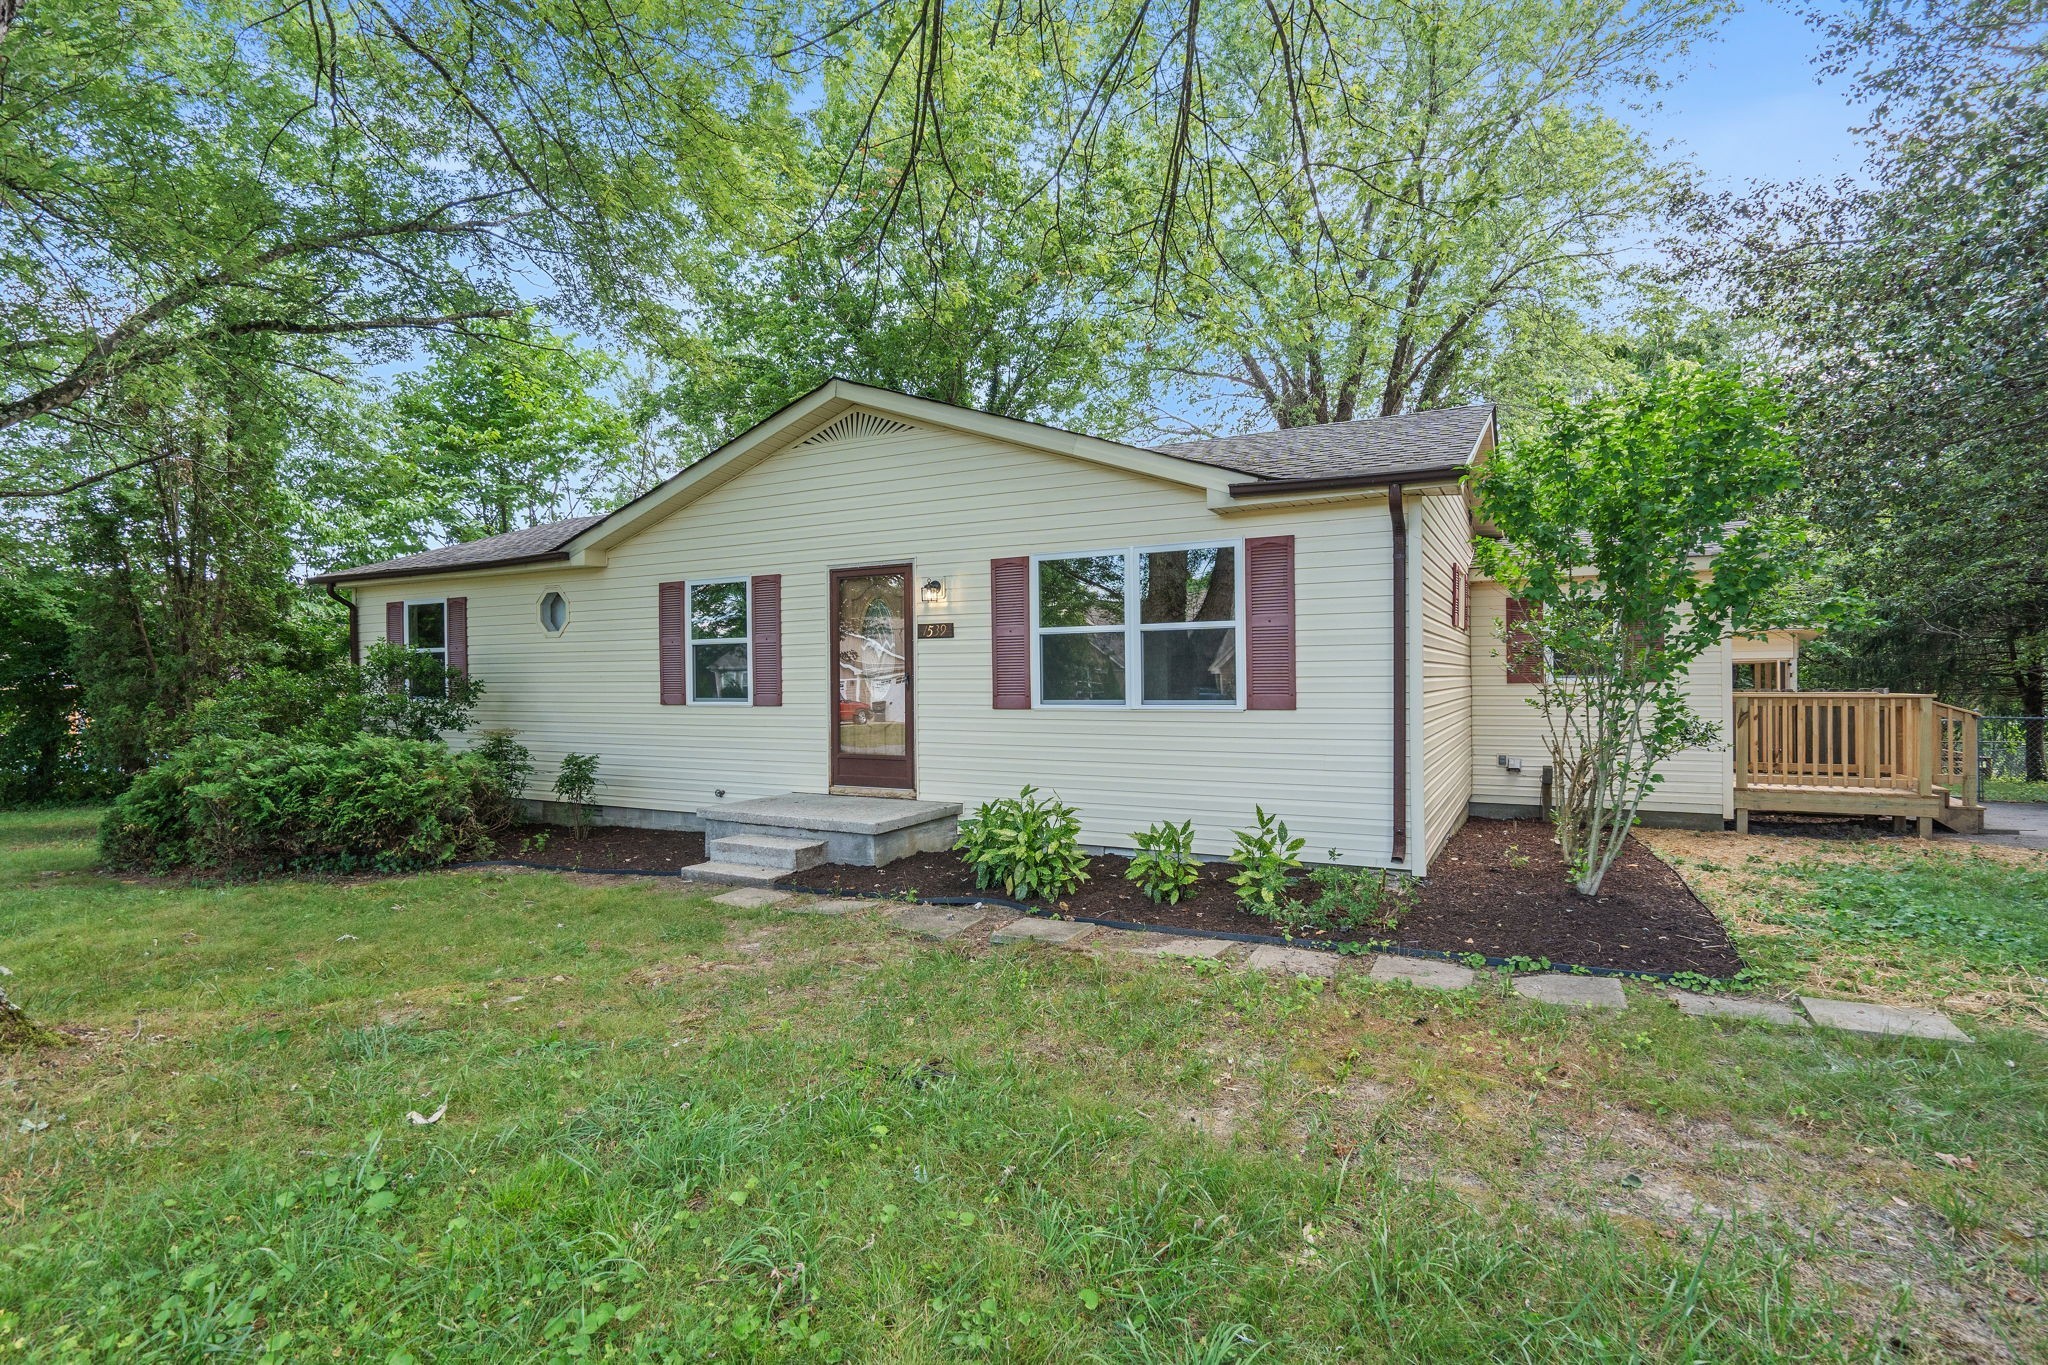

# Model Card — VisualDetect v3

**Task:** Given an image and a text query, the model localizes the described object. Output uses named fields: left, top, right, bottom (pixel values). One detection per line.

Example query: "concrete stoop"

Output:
left=697, top=792, right=960, bottom=867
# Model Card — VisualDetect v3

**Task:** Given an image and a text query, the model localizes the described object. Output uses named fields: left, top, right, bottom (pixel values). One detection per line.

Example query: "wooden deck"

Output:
left=1733, top=692, right=1986, bottom=836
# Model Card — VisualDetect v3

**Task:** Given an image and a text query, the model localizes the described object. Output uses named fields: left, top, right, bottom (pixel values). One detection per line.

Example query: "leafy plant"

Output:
left=1281, top=866, right=1412, bottom=937
left=1126, top=819, right=1201, bottom=905
left=954, top=786, right=1089, bottom=899
left=1226, top=807, right=1305, bottom=918
left=554, top=753, right=603, bottom=837
left=1473, top=363, right=1798, bottom=894
left=99, top=732, right=515, bottom=874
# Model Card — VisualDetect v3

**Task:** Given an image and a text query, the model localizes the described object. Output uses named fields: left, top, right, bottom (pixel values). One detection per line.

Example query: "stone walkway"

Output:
left=716, top=889, right=1979, bottom=1044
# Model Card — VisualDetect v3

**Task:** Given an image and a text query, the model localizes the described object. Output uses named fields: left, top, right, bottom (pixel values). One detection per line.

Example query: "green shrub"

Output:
left=184, top=643, right=483, bottom=747
left=1227, top=806, right=1305, bottom=917
left=100, top=732, right=516, bottom=874
left=1127, top=819, right=1201, bottom=904
left=1263, top=864, right=1412, bottom=937
left=553, top=752, right=602, bottom=836
left=955, top=785, right=1089, bottom=899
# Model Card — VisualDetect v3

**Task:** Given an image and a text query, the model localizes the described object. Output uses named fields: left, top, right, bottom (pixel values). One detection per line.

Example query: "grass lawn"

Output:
left=2, top=809, right=2045, bottom=1361
left=1983, top=777, right=2048, bottom=804
left=1640, top=830, right=2048, bottom=1029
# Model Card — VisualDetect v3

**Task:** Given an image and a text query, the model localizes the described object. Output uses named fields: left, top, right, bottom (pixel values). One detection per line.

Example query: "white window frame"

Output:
left=538, top=589, right=570, bottom=636
left=403, top=598, right=449, bottom=667
left=686, top=578, right=751, bottom=704
left=1029, top=540, right=1247, bottom=710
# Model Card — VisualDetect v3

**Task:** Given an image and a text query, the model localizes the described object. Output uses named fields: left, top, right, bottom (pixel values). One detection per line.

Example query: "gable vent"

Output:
left=795, top=410, right=918, bottom=446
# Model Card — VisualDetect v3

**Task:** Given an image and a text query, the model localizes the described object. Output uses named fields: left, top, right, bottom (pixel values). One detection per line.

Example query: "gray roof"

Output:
left=1152, top=404, right=1494, bottom=483
left=310, top=515, right=606, bottom=584
left=312, top=400, right=1492, bottom=584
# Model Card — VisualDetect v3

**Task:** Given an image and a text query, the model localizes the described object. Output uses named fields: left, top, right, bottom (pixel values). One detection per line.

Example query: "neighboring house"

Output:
left=311, top=380, right=1982, bottom=872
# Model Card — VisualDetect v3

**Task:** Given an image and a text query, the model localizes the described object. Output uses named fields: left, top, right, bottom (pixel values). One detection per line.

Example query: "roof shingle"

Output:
left=309, top=515, right=605, bottom=584
left=311, top=398, right=1493, bottom=584
left=1150, top=404, right=1493, bottom=483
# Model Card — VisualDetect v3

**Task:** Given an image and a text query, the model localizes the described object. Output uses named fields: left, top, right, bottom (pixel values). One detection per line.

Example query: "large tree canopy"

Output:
left=1679, top=0, right=2048, bottom=757
left=0, top=0, right=774, bottom=498
left=1151, top=0, right=1710, bottom=428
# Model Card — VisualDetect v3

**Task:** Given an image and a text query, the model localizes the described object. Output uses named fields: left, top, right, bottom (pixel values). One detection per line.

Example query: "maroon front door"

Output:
left=830, top=565, right=915, bottom=790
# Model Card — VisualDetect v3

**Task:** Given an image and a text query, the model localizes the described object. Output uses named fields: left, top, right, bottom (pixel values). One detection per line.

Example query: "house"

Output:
left=311, top=380, right=1983, bottom=873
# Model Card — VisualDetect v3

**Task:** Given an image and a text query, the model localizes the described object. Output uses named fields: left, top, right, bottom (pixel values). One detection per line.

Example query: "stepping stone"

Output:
left=1244, top=945, right=1337, bottom=977
left=1126, top=935, right=1231, bottom=960
left=989, top=917, right=1091, bottom=946
left=1369, top=955, right=1476, bottom=991
left=1800, top=996, right=1974, bottom=1043
left=712, top=886, right=791, bottom=910
left=782, top=897, right=870, bottom=916
left=888, top=906, right=983, bottom=940
left=1513, top=972, right=1627, bottom=1010
left=1669, top=990, right=1809, bottom=1028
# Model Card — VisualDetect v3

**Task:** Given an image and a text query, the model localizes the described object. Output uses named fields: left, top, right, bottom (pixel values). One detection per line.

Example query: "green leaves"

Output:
left=1226, top=806, right=1305, bottom=916
left=1472, top=363, right=1797, bottom=893
left=1127, top=819, right=1202, bottom=905
left=954, top=785, right=1090, bottom=899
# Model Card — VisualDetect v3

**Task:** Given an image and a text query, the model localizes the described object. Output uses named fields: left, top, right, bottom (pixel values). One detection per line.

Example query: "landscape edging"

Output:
left=449, top=859, right=1695, bottom=984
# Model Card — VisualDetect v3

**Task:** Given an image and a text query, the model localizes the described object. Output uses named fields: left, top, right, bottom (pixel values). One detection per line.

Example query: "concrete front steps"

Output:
left=678, top=792, right=961, bottom=885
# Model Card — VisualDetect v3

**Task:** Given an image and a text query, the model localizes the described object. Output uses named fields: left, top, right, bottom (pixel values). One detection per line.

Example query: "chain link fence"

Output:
left=1980, top=716, right=2047, bottom=781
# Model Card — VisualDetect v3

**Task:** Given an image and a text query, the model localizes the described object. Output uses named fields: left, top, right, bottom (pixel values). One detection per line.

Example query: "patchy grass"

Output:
left=1983, top=777, right=2048, bottom=804
left=2, top=807, right=2045, bottom=1361
left=1640, top=829, right=2048, bottom=1031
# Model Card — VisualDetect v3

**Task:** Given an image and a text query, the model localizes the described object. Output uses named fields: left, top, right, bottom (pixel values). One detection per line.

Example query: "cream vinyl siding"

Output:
left=1468, top=580, right=1734, bottom=821
left=362, top=414, right=1404, bottom=864
left=1415, top=492, right=1473, bottom=865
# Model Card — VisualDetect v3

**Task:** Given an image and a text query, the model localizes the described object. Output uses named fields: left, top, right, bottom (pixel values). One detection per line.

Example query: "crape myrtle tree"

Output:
left=1473, top=364, right=1798, bottom=895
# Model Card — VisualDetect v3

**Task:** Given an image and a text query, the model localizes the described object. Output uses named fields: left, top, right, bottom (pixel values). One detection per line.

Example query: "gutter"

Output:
left=1228, top=463, right=1468, bottom=499
left=1389, top=483, right=1409, bottom=864
left=306, top=548, right=571, bottom=588
left=323, top=581, right=360, bottom=666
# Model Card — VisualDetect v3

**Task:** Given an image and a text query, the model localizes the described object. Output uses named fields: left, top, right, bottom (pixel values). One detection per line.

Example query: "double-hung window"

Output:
left=1034, top=543, right=1242, bottom=707
left=404, top=600, right=447, bottom=696
left=687, top=580, right=750, bottom=702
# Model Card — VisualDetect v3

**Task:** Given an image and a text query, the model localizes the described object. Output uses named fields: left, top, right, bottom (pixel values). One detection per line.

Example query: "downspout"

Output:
left=1389, top=484, right=1409, bottom=864
left=324, top=582, right=359, bottom=666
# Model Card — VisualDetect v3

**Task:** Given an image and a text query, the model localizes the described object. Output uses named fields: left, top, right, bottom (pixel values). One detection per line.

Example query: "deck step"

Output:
left=706, top=833, right=829, bottom=871
left=677, top=860, right=787, bottom=886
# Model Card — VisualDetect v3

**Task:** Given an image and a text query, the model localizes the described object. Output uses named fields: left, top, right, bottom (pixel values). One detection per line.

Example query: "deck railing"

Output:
left=1733, top=692, right=1980, bottom=806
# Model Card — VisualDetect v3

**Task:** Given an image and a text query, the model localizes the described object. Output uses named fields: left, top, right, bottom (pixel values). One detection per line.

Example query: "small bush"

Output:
left=1127, top=819, right=1201, bottom=904
left=1227, top=806, right=1304, bottom=917
left=1267, top=864, right=1412, bottom=937
left=100, top=732, right=516, bottom=874
left=554, top=752, right=602, bottom=837
left=955, top=785, right=1089, bottom=899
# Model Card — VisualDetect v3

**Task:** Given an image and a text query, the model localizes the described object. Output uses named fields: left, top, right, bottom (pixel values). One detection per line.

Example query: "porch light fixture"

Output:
left=920, top=577, right=946, bottom=607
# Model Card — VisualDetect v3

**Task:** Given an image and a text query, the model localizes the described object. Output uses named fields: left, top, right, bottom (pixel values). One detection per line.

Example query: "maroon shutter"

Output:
left=659, top=581, right=687, bottom=705
left=1245, top=535, right=1296, bottom=710
left=1504, top=597, right=1542, bottom=684
left=445, top=597, right=468, bottom=675
left=385, top=599, right=404, bottom=646
left=991, top=556, right=1031, bottom=709
left=751, top=574, right=781, bottom=706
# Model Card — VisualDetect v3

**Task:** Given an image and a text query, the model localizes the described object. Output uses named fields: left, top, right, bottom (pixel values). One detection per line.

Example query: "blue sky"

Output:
left=1638, top=0, right=1865, bottom=189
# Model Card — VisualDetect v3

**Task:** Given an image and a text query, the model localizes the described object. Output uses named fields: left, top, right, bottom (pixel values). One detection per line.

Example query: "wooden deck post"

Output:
left=1916, top=697, right=1936, bottom=799
left=1962, top=711, right=1981, bottom=809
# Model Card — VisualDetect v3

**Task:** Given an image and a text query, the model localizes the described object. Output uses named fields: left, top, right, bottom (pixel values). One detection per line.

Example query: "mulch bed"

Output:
left=496, top=823, right=704, bottom=872
left=786, top=817, right=1743, bottom=977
